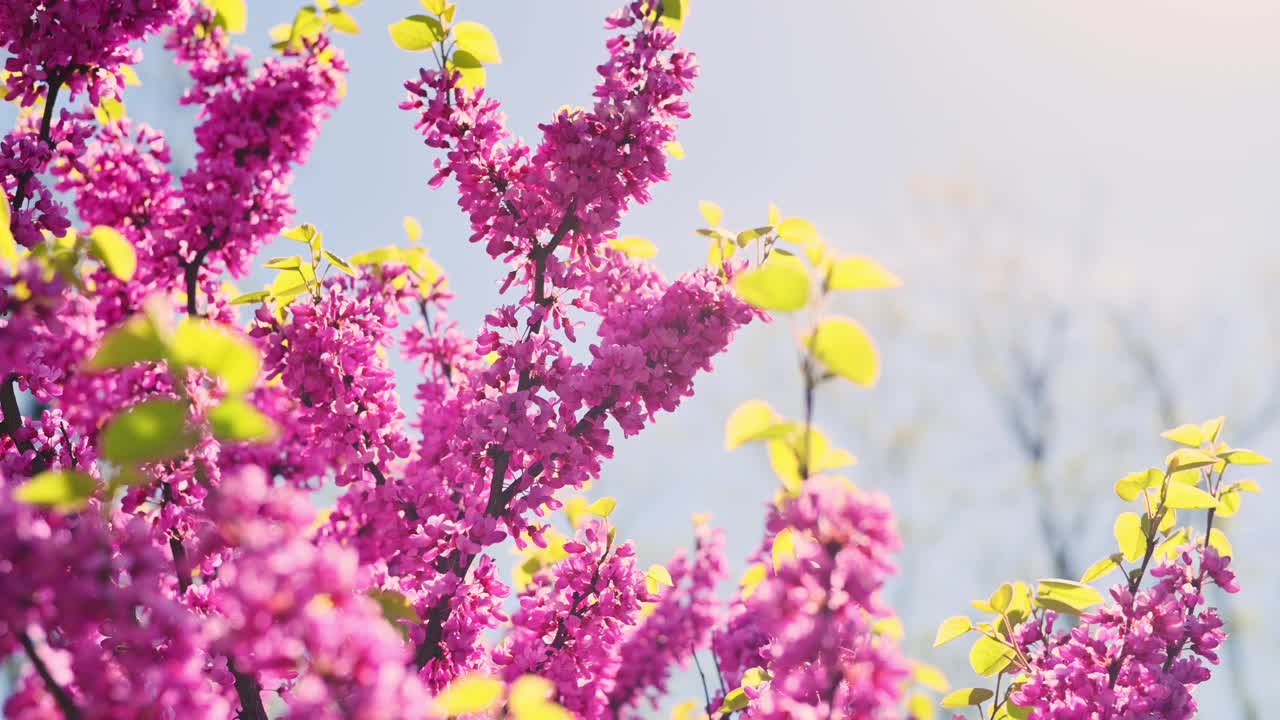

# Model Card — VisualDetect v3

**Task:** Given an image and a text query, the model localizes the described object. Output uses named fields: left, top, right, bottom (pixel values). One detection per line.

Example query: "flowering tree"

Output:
left=0, top=1, right=1261, bottom=719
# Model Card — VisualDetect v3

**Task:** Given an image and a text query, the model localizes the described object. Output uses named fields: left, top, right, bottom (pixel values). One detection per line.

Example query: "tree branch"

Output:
left=18, top=632, right=81, bottom=720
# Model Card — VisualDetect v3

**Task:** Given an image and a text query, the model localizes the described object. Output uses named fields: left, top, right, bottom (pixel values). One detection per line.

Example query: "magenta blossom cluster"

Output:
left=1010, top=545, right=1237, bottom=720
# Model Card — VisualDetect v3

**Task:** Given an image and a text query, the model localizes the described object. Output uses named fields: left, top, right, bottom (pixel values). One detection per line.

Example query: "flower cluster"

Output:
left=1011, top=545, right=1236, bottom=720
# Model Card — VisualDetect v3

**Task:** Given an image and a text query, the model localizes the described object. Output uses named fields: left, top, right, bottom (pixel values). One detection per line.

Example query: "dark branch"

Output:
left=19, top=632, right=81, bottom=720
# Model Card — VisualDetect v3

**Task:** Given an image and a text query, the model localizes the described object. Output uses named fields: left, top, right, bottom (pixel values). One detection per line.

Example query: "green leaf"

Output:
left=323, top=7, right=360, bottom=33
left=436, top=675, right=503, bottom=716
left=101, top=399, right=197, bottom=465
left=1035, top=579, right=1104, bottom=615
left=1114, top=512, right=1146, bottom=563
left=1160, top=423, right=1204, bottom=447
left=264, top=256, right=303, bottom=270
left=1208, top=528, right=1233, bottom=557
left=775, top=217, right=818, bottom=245
left=85, top=314, right=168, bottom=371
left=1155, top=527, right=1192, bottom=560
left=719, top=687, right=750, bottom=713
left=940, top=688, right=994, bottom=709
left=933, top=615, right=972, bottom=647
left=826, top=256, right=901, bottom=291
left=209, top=397, right=276, bottom=442
left=1158, top=483, right=1220, bottom=510
left=1080, top=553, right=1123, bottom=583
left=420, top=0, right=448, bottom=13
left=1114, top=468, right=1163, bottom=501
left=209, top=0, right=247, bottom=34
left=969, top=635, right=1016, bottom=677
left=698, top=200, right=723, bottom=227
left=389, top=15, right=443, bottom=51
left=369, top=588, right=420, bottom=639
left=323, top=249, right=357, bottom=277
left=230, top=289, right=271, bottom=306
left=1219, top=448, right=1271, bottom=465
left=724, top=400, right=794, bottom=449
left=1165, top=447, right=1219, bottom=472
left=733, top=253, right=811, bottom=311
left=0, top=194, right=16, bottom=269
left=766, top=426, right=855, bottom=492
left=586, top=497, right=617, bottom=518
left=657, top=0, right=688, bottom=33
left=452, top=21, right=501, bottom=63
left=15, top=470, right=96, bottom=512
left=608, top=236, right=658, bottom=259
left=88, top=226, right=136, bottom=281
left=912, top=662, right=950, bottom=693
left=805, top=316, right=880, bottom=387
left=645, top=564, right=675, bottom=594
left=449, top=49, right=487, bottom=89
left=988, top=583, right=1013, bottom=613
left=771, top=527, right=796, bottom=571
left=170, top=318, right=261, bottom=394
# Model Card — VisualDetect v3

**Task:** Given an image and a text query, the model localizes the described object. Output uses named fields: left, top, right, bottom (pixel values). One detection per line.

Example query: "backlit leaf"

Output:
left=724, top=400, right=793, bottom=449
left=1160, top=423, right=1204, bottom=447
left=740, top=563, right=766, bottom=599
left=452, top=21, right=501, bottom=63
left=775, top=217, right=818, bottom=245
left=209, top=397, right=276, bottom=442
left=88, top=226, right=136, bottom=281
left=586, top=497, right=617, bottom=518
left=912, top=662, right=949, bottom=693
left=1165, top=447, right=1218, bottom=472
left=1208, top=528, right=1232, bottom=557
left=827, top=256, right=901, bottom=291
left=85, top=313, right=168, bottom=370
left=969, top=635, right=1015, bottom=677
left=323, top=7, right=360, bottom=33
left=101, top=399, right=196, bottom=465
left=771, top=528, right=796, bottom=571
left=719, top=687, right=749, bottom=713
left=733, top=253, right=811, bottom=312
left=941, top=688, right=994, bottom=709
left=806, top=316, right=880, bottom=387
left=1080, top=553, right=1123, bottom=583
left=608, top=236, right=658, bottom=259
left=1035, top=579, right=1104, bottom=615
left=698, top=200, right=723, bottom=227
left=436, top=674, right=503, bottom=716
left=1157, top=483, right=1219, bottom=510
left=389, top=15, right=443, bottom=51
left=1114, top=468, right=1162, bottom=501
left=449, top=49, right=487, bottom=89
left=15, top=470, right=96, bottom=512
left=170, top=318, right=260, bottom=394
left=1114, top=512, right=1145, bottom=563
left=209, top=0, right=247, bottom=33
left=933, top=615, right=971, bottom=647
left=1219, top=449, right=1271, bottom=465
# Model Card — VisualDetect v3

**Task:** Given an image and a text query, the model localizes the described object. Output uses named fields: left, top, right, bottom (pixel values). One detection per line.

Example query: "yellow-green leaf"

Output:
left=1035, top=579, right=1104, bottom=615
left=1114, top=512, right=1145, bottom=563
left=806, top=316, right=880, bottom=387
left=969, top=635, right=1015, bottom=677
left=170, top=318, right=260, bottom=394
left=88, top=226, right=136, bottom=281
left=1165, top=447, right=1218, bottom=472
left=230, top=289, right=271, bottom=306
left=509, top=674, right=572, bottom=720
left=209, top=0, right=247, bottom=33
left=912, top=662, right=949, bottom=693
left=0, top=194, right=15, bottom=269
left=1114, top=468, right=1162, bottom=501
left=646, top=564, right=674, bottom=594
left=101, top=399, right=196, bottom=465
left=698, top=200, right=723, bottom=227
left=775, top=217, right=818, bottom=245
left=389, top=15, right=443, bottom=51
left=1080, top=553, right=1123, bottom=583
left=323, top=249, right=357, bottom=277
left=719, top=687, right=749, bottom=714
left=664, top=140, right=685, bottom=159
left=1158, top=483, right=1220, bottom=511
left=85, top=313, right=168, bottom=370
left=933, top=615, right=971, bottom=647
left=907, top=692, right=936, bottom=720
left=941, top=688, right=994, bottom=709
left=771, top=527, right=796, bottom=571
left=724, top=400, right=793, bottom=450
left=741, top=667, right=770, bottom=688
left=1160, top=423, right=1204, bottom=447
left=1208, top=528, right=1232, bottom=557
left=1155, top=527, right=1192, bottom=560
left=449, top=49, right=487, bottom=89
left=740, top=562, right=767, bottom=599
left=403, top=215, right=423, bottom=243
left=608, top=236, right=658, bottom=259
left=209, top=397, right=276, bottom=442
left=586, top=497, right=617, bottom=518
left=452, top=21, right=501, bottom=63
left=1219, top=449, right=1271, bottom=466
left=323, top=6, right=360, bottom=33
left=827, top=256, right=901, bottom=291
left=15, top=470, right=96, bottom=512
left=1200, top=416, right=1225, bottom=443
left=436, top=674, right=503, bottom=716
left=733, top=253, right=811, bottom=312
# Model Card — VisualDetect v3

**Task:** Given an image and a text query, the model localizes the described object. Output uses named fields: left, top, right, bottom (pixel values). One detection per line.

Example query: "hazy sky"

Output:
left=8, top=1, right=1280, bottom=715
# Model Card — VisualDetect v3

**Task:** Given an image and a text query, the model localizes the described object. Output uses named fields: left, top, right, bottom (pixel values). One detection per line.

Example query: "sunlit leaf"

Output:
left=436, top=674, right=503, bottom=716
left=209, top=397, right=276, bottom=442
left=452, top=21, right=501, bottom=63
left=15, top=470, right=96, bottom=512
left=85, top=313, right=168, bottom=370
left=907, top=692, right=936, bottom=720
left=0, top=194, right=16, bottom=269
left=969, top=635, right=1015, bottom=677
left=771, top=528, right=796, bottom=571
left=933, top=615, right=971, bottom=647
left=323, top=7, right=360, bottom=33
left=101, top=399, right=196, bottom=465
left=403, top=215, right=423, bottom=243
left=827, top=256, right=901, bottom=291
left=389, top=15, right=443, bottom=51
left=733, top=253, right=811, bottom=312
left=805, top=316, right=880, bottom=387
left=1114, top=512, right=1145, bottom=563
left=699, top=200, right=723, bottom=227
left=1208, top=528, right=1232, bottom=557
left=88, top=226, right=136, bottom=281
left=586, top=497, right=617, bottom=518
left=230, top=289, right=271, bottom=305
left=1165, top=447, right=1218, bottom=472
left=1157, top=483, right=1219, bottom=510
left=646, top=564, right=674, bottom=594
left=1160, top=423, right=1204, bottom=447
left=941, top=688, right=994, bottom=709
left=369, top=588, right=420, bottom=639
left=323, top=249, right=357, bottom=277
left=912, top=662, right=949, bottom=693
left=1080, top=553, right=1123, bottom=583
left=609, top=236, right=658, bottom=259
left=740, top=562, right=766, bottom=599
left=1035, top=579, right=1104, bottom=615
left=1219, top=448, right=1271, bottom=465
left=775, top=217, right=818, bottom=245
left=664, top=140, right=685, bottom=159
left=449, top=49, right=487, bottom=89
left=170, top=317, right=260, bottom=394
left=724, top=400, right=793, bottom=450
left=719, top=687, right=749, bottom=713
left=208, top=0, right=247, bottom=33
left=1114, top=468, right=1162, bottom=501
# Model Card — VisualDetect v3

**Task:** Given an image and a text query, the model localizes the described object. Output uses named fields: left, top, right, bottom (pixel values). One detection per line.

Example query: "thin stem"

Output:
left=18, top=632, right=81, bottom=720
left=691, top=647, right=715, bottom=717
